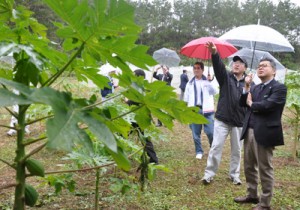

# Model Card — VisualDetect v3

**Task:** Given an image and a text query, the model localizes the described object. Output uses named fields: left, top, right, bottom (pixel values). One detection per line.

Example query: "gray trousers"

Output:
left=244, top=128, right=274, bottom=207
left=204, top=119, right=243, bottom=179
left=180, top=89, right=185, bottom=100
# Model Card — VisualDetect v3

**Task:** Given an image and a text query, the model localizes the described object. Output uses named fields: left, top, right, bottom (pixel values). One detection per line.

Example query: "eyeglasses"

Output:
left=256, top=64, right=271, bottom=69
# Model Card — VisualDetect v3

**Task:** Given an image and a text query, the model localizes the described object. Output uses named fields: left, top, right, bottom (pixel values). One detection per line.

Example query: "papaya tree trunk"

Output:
left=13, top=105, right=27, bottom=210
left=292, top=110, right=299, bottom=160
left=95, top=169, right=100, bottom=210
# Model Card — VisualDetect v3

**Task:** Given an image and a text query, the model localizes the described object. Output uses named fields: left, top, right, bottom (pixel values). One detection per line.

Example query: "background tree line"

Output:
left=15, top=0, right=300, bottom=69
left=129, top=0, right=300, bottom=69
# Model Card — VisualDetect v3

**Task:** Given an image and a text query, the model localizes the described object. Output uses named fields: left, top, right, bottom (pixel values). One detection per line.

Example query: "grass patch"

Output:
left=0, top=90, right=299, bottom=209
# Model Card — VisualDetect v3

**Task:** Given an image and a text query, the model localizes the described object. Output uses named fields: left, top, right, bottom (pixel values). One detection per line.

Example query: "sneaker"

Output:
left=196, top=154, right=203, bottom=159
left=7, top=130, right=16, bottom=136
left=201, top=176, right=213, bottom=184
left=25, top=127, right=30, bottom=134
left=234, top=196, right=259, bottom=204
left=231, top=177, right=242, bottom=185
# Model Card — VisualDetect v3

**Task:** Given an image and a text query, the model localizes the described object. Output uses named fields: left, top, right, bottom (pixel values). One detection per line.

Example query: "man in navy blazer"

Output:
left=179, top=69, right=189, bottom=100
left=234, top=58, right=287, bottom=210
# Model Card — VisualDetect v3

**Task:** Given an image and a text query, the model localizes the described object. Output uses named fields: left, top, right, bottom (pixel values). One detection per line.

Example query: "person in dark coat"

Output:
left=234, top=58, right=287, bottom=210
left=153, top=65, right=173, bottom=86
left=202, top=41, right=248, bottom=185
left=179, top=69, right=189, bottom=100
left=153, top=65, right=173, bottom=126
left=126, top=69, right=159, bottom=164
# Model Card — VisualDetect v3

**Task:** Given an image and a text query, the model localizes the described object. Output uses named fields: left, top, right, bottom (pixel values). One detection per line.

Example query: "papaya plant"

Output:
left=284, top=70, right=300, bottom=160
left=0, top=0, right=207, bottom=209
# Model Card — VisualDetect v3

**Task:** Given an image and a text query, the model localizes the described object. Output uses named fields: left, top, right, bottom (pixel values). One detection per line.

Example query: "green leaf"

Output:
left=0, top=89, right=32, bottom=107
left=0, top=78, right=118, bottom=152
left=74, top=67, right=111, bottom=89
left=0, top=0, right=13, bottom=21
left=98, top=106, right=132, bottom=138
left=14, top=58, right=40, bottom=86
left=43, top=0, right=156, bottom=72
left=107, top=146, right=131, bottom=171
left=82, top=112, right=117, bottom=153
left=46, top=110, right=93, bottom=152
left=134, top=106, right=152, bottom=130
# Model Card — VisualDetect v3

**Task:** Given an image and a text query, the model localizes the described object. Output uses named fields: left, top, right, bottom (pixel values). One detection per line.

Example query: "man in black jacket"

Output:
left=234, top=58, right=287, bottom=210
left=202, top=41, right=248, bottom=185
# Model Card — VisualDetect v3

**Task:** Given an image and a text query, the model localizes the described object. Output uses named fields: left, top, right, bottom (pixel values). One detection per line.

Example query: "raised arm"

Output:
left=206, top=41, right=228, bottom=86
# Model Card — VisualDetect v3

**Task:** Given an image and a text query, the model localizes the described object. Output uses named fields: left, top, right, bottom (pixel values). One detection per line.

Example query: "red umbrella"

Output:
left=180, top=36, right=238, bottom=60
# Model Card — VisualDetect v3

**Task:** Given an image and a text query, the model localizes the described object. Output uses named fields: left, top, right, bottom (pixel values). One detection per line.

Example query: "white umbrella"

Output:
left=228, top=48, right=285, bottom=71
left=98, top=63, right=121, bottom=76
left=153, top=48, right=181, bottom=67
left=219, top=24, right=294, bottom=53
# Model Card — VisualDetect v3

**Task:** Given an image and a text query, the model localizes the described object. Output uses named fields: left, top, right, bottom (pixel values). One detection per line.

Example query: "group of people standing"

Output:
left=180, top=41, right=287, bottom=210
left=100, top=41, right=287, bottom=210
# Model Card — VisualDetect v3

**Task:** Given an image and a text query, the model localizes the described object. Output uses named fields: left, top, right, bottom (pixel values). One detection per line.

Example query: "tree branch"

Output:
left=110, top=104, right=144, bottom=121
left=42, top=42, right=85, bottom=87
left=81, top=92, right=123, bottom=111
left=0, top=124, right=16, bottom=130
left=23, top=142, right=47, bottom=161
left=4, top=106, right=18, bottom=118
left=0, top=183, right=17, bottom=191
left=42, top=148, right=143, bottom=176
left=26, top=115, right=54, bottom=126
left=43, top=161, right=115, bottom=175
left=0, top=158, right=16, bottom=169
left=22, top=136, right=47, bottom=146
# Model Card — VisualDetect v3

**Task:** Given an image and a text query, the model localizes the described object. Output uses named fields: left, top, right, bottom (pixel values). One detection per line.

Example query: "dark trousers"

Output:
left=145, top=139, right=158, bottom=164
left=157, top=119, right=162, bottom=126
left=132, top=122, right=159, bottom=164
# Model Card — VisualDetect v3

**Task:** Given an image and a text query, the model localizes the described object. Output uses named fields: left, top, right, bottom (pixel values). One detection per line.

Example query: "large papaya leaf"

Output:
left=0, top=4, right=68, bottom=76
left=107, top=146, right=131, bottom=171
left=0, top=88, right=32, bottom=106
left=0, top=78, right=33, bottom=96
left=98, top=106, right=132, bottom=138
left=74, top=66, right=111, bottom=89
left=14, top=58, right=40, bottom=87
left=80, top=112, right=117, bottom=152
left=43, top=0, right=156, bottom=75
left=15, top=5, right=48, bottom=38
left=0, top=78, right=117, bottom=152
left=0, top=68, right=13, bottom=80
left=46, top=109, right=93, bottom=152
left=134, top=106, right=152, bottom=130
left=0, top=0, right=13, bottom=21
left=168, top=99, right=208, bottom=124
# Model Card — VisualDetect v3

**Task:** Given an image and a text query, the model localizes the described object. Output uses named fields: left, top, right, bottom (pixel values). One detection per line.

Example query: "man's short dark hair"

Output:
left=183, top=69, right=187, bottom=73
left=134, top=69, right=146, bottom=78
left=194, top=61, right=204, bottom=70
left=259, top=57, right=277, bottom=70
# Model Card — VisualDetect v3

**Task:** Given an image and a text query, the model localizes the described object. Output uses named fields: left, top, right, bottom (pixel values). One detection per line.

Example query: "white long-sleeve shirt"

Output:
left=184, top=77, right=217, bottom=113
